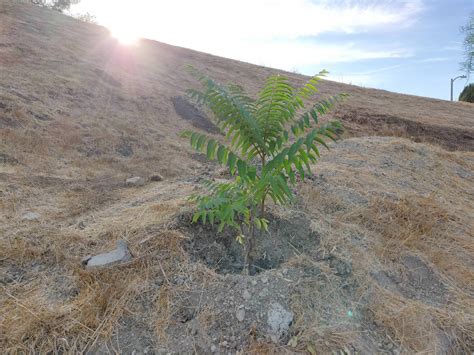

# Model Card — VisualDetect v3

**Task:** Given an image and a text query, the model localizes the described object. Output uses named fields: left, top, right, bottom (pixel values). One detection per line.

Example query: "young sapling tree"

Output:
left=182, top=68, right=346, bottom=274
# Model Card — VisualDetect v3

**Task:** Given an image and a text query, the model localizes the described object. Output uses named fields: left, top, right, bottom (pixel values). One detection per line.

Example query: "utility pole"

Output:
left=451, top=75, right=467, bottom=101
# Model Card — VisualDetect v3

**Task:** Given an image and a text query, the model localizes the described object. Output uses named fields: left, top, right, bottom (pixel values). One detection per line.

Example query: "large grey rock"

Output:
left=22, top=211, right=41, bottom=221
left=126, top=176, right=145, bottom=187
left=82, top=240, right=132, bottom=269
left=267, top=302, right=293, bottom=342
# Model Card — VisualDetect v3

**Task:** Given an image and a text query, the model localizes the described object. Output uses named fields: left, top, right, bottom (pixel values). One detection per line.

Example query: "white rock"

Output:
left=267, top=302, right=294, bottom=343
left=126, top=176, right=145, bottom=187
left=236, top=308, right=245, bottom=322
left=243, top=289, right=251, bottom=300
left=210, top=345, right=217, bottom=353
left=83, top=240, right=132, bottom=268
left=259, top=288, right=269, bottom=297
left=22, top=212, right=41, bottom=221
left=261, top=276, right=268, bottom=284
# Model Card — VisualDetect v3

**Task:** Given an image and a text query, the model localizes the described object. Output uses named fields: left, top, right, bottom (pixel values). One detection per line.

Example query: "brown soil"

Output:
left=179, top=211, right=319, bottom=274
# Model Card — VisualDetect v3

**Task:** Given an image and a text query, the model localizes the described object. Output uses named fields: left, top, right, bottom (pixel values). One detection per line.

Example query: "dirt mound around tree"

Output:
left=179, top=211, right=319, bottom=274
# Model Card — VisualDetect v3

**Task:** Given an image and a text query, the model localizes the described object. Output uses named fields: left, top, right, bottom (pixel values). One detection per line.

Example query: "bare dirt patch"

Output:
left=172, top=96, right=220, bottom=134
left=179, top=211, right=319, bottom=274
left=341, top=110, right=474, bottom=151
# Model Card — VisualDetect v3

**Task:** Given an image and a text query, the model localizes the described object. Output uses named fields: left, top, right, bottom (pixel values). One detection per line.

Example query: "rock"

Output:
left=267, top=302, right=293, bottom=343
left=82, top=240, right=132, bottom=269
left=78, top=221, right=86, bottom=230
left=261, top=276, right=268, bottom=284
left=236, top=308, right=245, bottom=322
left=116, top=142, right=133, bottom=157
left=259, top=288, right=269, bottom=297
left=210, top=345, right=217, bottom=353
left=242, top=289, right=251, bottom=301
left=22, top=211, right=41, bottom=221
left=126, top=176, right=145, bottom=187
left=150, top=174, right=163, bottom=182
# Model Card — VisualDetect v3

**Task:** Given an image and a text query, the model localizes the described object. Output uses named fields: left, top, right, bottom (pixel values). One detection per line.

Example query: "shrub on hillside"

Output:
left=459, top=83, right=474, bottom=103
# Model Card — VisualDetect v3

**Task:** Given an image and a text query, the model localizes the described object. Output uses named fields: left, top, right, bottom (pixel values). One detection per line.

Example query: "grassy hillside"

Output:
left=1, top=1, right=473, bottom=353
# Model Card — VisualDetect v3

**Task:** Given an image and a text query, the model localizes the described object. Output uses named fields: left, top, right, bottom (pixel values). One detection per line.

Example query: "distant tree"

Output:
left=459, top=83, right=474, bottom=103
left=30, top=0, right=80, bottom=13
left=460, top=13, right=474, bottom=78
left=75, top=12, right=96, bottom=24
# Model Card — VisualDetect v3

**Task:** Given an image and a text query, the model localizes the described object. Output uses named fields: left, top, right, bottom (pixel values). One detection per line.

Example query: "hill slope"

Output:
left=1, top=1, right=473, bottom=182
left=1, top=2, right=473, bottom=354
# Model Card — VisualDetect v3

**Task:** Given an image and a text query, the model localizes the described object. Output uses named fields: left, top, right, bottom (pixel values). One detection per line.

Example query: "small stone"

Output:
left=83, top=240, right=132, bottom=268
left=267, top=302, right=294, bottom=343
left=261, top=276, right=268, bottom=284
left=126, top=176, right=145, bottom=187
left=22, top=211, right=41, bottom=221
left=174, top=276, right=185, bottom=285
left=251, top=279, right=257, bottom=286
left=282, top=268, right=288, bottom=275
left=243, top=289, right=251, bottom=300
left=221, top=341, right=228, bottom=347
left=78, top=221, right=86, bottom=230
left=210, top=345, right=217, bottom=353
left=150, top=174, right=163, bottom=182
left=236, top=308, right=245, bottom=322
left=230, top=336, right=236, bottom=342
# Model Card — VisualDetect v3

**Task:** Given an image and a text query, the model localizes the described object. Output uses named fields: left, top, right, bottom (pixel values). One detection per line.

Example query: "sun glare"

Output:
left=109, top=26, right=140, bottom=45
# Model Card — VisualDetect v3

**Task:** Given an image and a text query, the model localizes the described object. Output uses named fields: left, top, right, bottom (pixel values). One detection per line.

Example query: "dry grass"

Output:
left=0, top=224, right=189, bottom=353
left=369, top=288, right=474, bottom=353
left=291, top=138, right=474, bottom=353
left=4, top=134, right=472, bottom=352
left=348, top=195, right=473, bottom=292
left=1, top=2, right=473, bottom=353
left=342, top=195, right=474, bottom=353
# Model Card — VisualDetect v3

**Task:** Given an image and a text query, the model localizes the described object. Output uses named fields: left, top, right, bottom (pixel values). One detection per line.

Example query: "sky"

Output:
left=70, top=0, right=474, bottom=100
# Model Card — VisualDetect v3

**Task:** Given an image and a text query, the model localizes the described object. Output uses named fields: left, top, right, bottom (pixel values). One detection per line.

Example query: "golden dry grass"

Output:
left=1, top=2, right=474, bottom=353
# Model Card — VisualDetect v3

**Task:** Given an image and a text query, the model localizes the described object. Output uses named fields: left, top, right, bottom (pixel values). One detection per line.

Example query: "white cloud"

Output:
left=204, top=41, right=412, bottom=72
left=73, top=0, right=424, bottom=40
left=328, top=64, right=406, bottom=86
left=418, top=57, right=451, bottom=63
left=328, top=73, right=375, bottom=86
left=71, top=0, right=423, bottom=72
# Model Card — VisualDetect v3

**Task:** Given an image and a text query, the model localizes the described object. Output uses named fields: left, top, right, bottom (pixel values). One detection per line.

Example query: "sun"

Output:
left=109, top=24, right=140, bottom=45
